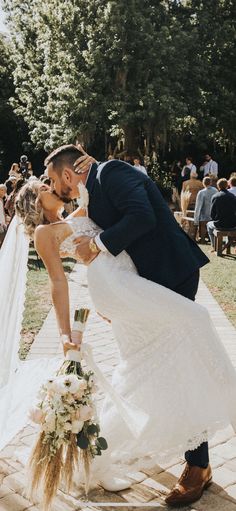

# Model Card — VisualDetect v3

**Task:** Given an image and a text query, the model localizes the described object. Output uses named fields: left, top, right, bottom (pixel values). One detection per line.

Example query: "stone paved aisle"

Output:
left=1, top=264, right=236, bottom=511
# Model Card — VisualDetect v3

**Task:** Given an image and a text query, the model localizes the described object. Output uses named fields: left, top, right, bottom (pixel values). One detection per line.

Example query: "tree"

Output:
left=2, top=0, right=236, bottom=167
left=0, top=33, right=28, bottom=180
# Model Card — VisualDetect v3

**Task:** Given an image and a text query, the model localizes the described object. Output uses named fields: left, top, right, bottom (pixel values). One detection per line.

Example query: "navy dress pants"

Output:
left=173, top=270, right=209, bottom=468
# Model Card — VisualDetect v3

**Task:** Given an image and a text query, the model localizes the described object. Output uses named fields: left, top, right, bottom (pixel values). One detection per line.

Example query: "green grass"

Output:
left=200, top=244, right=236, bottom=328
left=19, top=248, right=75, bottom=359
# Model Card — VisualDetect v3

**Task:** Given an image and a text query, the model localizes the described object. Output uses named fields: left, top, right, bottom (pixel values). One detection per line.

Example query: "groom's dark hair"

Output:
left=44, top=144, right=83, bottom=174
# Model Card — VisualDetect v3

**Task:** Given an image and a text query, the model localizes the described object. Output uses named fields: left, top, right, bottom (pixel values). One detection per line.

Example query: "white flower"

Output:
left=71, top=420, right=84, bottom=434
left=45, top=412, right=56, bottom=432
left=64, top=422, right=72, bottom=431
left=77, top=182, right=89, bottom=210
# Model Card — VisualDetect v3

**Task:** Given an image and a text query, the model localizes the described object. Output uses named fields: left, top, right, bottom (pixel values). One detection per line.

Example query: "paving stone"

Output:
left=0, top=493, right=32, bottom=511
left=211, top=443, right=236, bottom=461
left=88, top=487, right=125, bottom=503
left=0, top=460, right=15, bottom=476
left=146, top=470, right=177, bottom=490
left=140, top=465, right=164, bottom=477
left=209, top=427, right=234, bottom=447
left=166, top=462, right=185, bottom=479
left=20, top=434, right=37, bottom=447
left=0, top=484, right=14, bottom=498
left=119, top=482, right=161, bottom=503
left=208, top=453, right=225, bottom=469
left=225, top=460, right=236, bottom=472
left=0, top=444, right=19, bottom=458
left=210, top=466, right=236, bottom=490
left=220, top=484, right=236, bottom=502
left=193, top=492, right=236, bottom=511
left=3, top=471, right=27, bottom=492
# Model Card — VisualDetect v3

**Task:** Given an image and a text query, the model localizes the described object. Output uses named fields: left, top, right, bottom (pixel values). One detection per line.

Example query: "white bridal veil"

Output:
left=0, top=216, right=29, bottom=389
left=0, top=217, right=60, bottom=450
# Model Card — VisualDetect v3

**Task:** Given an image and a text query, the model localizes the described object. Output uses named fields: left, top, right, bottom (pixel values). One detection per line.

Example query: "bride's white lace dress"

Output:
left=61, top=216, right=236, bottom=471
left=1, top=214, right=236, bottom=473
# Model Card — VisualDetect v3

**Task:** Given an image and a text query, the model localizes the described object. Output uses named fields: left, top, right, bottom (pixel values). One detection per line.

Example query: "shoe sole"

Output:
left=165, top=477, right=213, bottom=507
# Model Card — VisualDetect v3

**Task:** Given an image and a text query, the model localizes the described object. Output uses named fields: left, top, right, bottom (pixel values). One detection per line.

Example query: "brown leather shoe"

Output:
left=165, top=463, right=212, bottom=507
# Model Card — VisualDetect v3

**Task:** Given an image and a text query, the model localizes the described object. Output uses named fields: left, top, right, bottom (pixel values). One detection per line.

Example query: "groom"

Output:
left=45, top=144, right=211, bottom=506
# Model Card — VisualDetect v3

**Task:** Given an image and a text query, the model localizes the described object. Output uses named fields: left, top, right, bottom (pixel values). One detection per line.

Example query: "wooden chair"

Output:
left=181, top=216, right=198, bottom=240
left=213, top=228, right=236, bottom=256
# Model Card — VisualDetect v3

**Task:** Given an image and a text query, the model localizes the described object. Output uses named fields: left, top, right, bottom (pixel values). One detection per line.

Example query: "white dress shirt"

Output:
left=203, top=159, right=218, bottom=177
left=228, top=187, right=236, bottom=197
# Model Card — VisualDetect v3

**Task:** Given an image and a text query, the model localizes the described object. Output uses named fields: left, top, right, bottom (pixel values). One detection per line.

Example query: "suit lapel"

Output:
left=86, top=163, right=98, bottom=196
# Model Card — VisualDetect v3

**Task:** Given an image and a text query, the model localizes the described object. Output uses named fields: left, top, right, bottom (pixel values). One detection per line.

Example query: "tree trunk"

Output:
left=123, top=125, right=140, bottom=155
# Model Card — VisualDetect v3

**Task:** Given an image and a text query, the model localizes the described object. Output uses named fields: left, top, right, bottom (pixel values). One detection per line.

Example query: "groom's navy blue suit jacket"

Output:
left=86, top=160, right=209, bottom=290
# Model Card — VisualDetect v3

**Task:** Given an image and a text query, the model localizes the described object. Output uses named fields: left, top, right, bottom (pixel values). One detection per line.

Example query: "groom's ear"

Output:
left=62, top=167, right=76, bottom=184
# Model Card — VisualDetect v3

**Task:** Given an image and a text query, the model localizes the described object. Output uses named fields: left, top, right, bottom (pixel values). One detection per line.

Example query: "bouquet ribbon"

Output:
left=81, top=344, right=149, bottom=439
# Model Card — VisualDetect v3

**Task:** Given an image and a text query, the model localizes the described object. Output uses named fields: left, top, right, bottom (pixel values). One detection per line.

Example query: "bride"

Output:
left=1, top=174, right=236, bottom=505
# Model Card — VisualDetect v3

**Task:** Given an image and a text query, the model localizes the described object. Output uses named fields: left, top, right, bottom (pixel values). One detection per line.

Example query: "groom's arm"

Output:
left=98, top=161, right=156, bottom=255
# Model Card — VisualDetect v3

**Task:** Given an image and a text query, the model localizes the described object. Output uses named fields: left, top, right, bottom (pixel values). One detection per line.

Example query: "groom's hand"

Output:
left=73, top=235, right=100, bottom=265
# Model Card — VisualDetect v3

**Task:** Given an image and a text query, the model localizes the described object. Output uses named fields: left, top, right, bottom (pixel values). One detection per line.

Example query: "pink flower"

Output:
left=28, top=407, right=45, bottom=424
left=79, top=405, right=93, bottom=421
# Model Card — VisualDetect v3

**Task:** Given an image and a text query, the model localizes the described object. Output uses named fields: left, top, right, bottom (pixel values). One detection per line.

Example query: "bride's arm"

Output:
left=35, top=225, right=71, bottom=337
left=66, top=206, right=86, bottom=219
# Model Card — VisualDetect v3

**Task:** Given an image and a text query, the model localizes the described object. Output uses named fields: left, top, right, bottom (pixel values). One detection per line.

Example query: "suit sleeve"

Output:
left=99, top=162, right=157, bottom=255
left=210, top=196, right=217, bottom=220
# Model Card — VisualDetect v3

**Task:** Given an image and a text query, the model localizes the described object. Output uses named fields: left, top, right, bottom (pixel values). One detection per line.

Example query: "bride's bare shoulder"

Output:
left=34, top=222, right=71, bottom=253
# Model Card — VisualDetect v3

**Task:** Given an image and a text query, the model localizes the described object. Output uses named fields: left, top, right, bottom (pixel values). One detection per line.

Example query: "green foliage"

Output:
left=0, top=33, right=27, bottom=176
left=1, top=0, right=236, bottom=161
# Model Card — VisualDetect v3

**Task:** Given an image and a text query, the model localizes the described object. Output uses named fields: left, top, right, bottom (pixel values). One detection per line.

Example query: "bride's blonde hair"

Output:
left=15, top=180, right=45, bottom=238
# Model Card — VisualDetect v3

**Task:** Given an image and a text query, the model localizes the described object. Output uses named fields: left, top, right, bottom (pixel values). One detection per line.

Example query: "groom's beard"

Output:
left=53, top=188, right=73, bottom=204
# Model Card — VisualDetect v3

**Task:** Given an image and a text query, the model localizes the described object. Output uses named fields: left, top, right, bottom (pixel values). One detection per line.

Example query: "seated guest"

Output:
left=182, top=171, right=204, bottom=210
left=194, top=177, right=216, bottom=242
left=228, top=176, right=236, bottom=197
left=207, top=178, right=236, bottom=250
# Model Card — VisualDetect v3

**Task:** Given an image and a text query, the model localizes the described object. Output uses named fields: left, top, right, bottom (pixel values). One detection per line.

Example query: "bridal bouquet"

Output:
left=27, top=308, right=108, bottom=510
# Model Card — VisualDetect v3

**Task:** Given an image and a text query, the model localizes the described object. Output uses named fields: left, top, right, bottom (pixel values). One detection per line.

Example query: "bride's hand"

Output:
left=74, top=145, right=96, bottom=174
left=62, top=339, right=80, bottom=357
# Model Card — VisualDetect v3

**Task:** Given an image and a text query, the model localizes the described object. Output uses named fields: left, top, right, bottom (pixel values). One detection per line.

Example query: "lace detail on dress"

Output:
left=60, top=217, right=102, bottom=258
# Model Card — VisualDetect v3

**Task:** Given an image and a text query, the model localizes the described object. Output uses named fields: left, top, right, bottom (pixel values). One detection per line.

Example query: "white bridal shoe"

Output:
left=99, top=474, right=131, bottom=492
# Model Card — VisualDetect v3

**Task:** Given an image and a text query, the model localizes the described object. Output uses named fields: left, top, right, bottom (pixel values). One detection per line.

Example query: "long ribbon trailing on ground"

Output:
left=81, top=344, right=149, bottom=439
